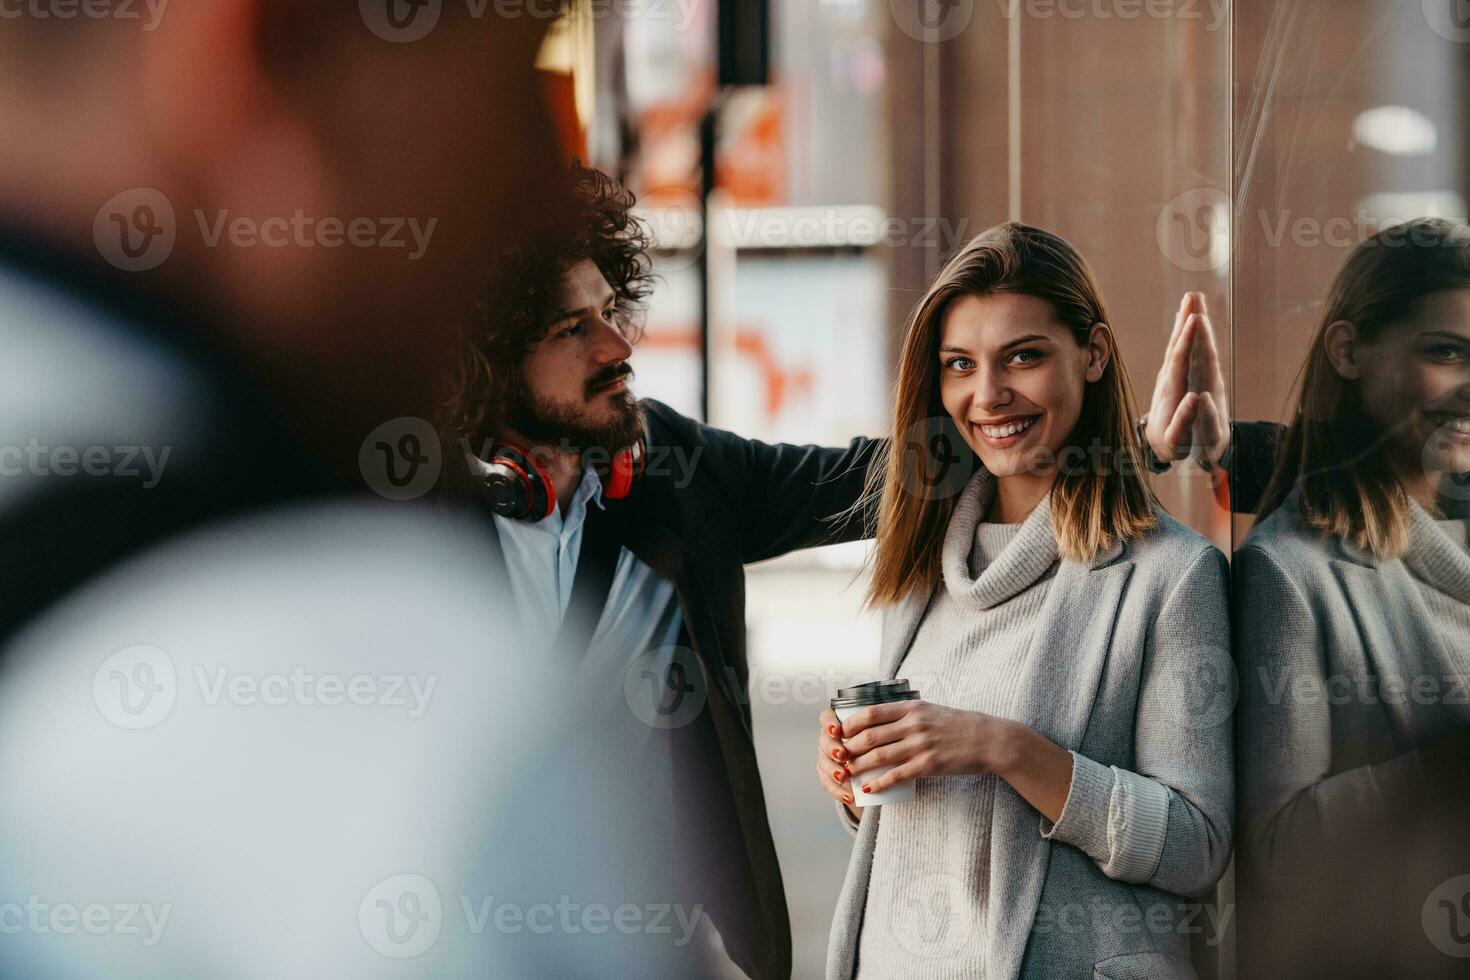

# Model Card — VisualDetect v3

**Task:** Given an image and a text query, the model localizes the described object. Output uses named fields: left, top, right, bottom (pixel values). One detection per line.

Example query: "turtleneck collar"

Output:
left=941, top=469, right=1061, bottom=611
left=1406, top=503, right=1470, bottom=606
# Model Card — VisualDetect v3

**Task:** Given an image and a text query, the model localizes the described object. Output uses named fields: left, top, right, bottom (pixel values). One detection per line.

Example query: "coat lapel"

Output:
left=1330, top=539, right=1470, bottom=748
left=878, top=584, right=937, bottom=680
left=987, top=547, right=1133, bottom=980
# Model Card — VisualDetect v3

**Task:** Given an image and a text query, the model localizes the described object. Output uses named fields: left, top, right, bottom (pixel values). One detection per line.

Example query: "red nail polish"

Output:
left=843, top=796, right=853, bottom=804
left=861, top=785, right=871, bottom=794
left=831, top=748, right=843, bottom=761
left=834, top=769, right=845, bottom=782
left=827, top=724, right=838, bottom=736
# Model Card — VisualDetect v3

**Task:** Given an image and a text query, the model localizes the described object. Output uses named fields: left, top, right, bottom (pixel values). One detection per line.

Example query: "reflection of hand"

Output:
left=838, top=699, right=1017, bottom=795
left=817, top=707, right=858, bottom=819
left=1146, top=292, right=1231, bottom=470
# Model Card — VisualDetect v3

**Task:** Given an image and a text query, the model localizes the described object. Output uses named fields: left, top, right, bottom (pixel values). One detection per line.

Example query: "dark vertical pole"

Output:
left=697, top=106, right=716, bottom=423
left=700, top=0, right=770, bottom=422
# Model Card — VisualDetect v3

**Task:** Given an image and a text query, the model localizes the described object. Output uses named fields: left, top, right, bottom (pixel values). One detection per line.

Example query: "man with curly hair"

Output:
left=446, top=163, right=655, bottom=492
left=442, top=162, right=884, bottom=980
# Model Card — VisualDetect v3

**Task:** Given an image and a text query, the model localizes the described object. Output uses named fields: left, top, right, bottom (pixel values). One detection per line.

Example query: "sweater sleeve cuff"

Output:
left=1039, top=751, right=1114, bottom=860
left=1038, top=754, right=1170, bottom=883
left=835, top=798, right=861, bottom=837
left=1101, top=768, right=1171, bottom=882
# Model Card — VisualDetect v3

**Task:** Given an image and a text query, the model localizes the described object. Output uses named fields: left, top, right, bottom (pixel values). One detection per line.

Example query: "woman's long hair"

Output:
left=1257, top=217, right=1470, bottom=557
left=856, top=222, right=1157, bottom=607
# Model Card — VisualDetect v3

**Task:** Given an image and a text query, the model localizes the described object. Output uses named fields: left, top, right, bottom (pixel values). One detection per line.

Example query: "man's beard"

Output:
left=501, top=369, right=644, bottom=457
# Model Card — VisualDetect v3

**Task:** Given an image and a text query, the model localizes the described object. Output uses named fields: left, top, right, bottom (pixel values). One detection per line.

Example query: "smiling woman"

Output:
left=855, top=222, right=1158, bottom=605
left=820, top=222, right=1233, bottom=980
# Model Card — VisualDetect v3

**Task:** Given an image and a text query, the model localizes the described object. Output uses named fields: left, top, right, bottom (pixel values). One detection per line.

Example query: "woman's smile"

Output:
left=1425, top=409, right=1470, bottom=439
left=973, top=413, right=1042, bottom=448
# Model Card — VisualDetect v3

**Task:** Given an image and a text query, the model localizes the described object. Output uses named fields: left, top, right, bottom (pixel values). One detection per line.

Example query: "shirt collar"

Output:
left=547, top=458, right=605, bottom=536
left=577, top=457, right=606, bottom=511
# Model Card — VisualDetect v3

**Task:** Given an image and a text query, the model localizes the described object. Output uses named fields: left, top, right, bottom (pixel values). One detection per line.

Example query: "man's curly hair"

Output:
left=443, top=161, right=656, bottom=443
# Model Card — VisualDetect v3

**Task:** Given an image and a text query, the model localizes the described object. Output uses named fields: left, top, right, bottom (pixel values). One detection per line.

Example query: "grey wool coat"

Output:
left=1233, top=492, right=1470, bottom=979
left=827, top=491, right=1234, bottom=980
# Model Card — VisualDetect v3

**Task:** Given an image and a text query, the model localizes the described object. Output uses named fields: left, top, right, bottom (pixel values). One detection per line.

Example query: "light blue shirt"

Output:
left=491, top=460, right=684, bottom=668
left=492, top=461, right=731, bottom=966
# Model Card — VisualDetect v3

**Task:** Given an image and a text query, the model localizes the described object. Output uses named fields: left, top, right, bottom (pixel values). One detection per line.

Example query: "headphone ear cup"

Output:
left=604, top=438, right=645, bottom=501
left=483, top=444, right=557, bottom=520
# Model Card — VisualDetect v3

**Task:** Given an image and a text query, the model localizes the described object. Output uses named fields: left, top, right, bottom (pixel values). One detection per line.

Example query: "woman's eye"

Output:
left=1010, top=348, right=1043, bottom=365
left=1425, top=344, right=1466, bottom=362
left=943, top=357, right=975, bottom=371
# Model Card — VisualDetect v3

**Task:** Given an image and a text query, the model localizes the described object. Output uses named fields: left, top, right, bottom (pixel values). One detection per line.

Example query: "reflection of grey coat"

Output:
left=826, top=507, right=1233, bottom=980
left=1234, top=492, right=1470, bottom=979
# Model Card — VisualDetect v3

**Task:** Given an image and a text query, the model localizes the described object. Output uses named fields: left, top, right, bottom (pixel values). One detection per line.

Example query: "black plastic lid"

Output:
left=830, top=678, right=921, bottom=709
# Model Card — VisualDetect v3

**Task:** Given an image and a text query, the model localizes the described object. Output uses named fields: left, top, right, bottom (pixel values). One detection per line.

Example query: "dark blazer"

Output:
left=472, top=398, right=883, bottom=980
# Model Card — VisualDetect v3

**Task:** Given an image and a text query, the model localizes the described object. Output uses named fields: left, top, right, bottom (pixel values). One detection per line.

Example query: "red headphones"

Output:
left=469, top=438, right=645, bottom=520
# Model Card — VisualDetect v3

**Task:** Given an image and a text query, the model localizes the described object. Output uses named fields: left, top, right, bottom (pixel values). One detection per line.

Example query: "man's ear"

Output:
left=1323, top=319, right=1361, bottom=380
left=1084, top=322, right=1113, bottom=383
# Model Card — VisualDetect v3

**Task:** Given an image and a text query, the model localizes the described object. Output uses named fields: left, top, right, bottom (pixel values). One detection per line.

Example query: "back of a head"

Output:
left=0, top=3, right=569, bottom=452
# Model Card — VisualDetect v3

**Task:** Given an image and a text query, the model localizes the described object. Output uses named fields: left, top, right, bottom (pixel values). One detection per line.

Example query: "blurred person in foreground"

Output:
left=0, top=6, right=699, bottom=978
left=0, top=3, right=563, bottom=637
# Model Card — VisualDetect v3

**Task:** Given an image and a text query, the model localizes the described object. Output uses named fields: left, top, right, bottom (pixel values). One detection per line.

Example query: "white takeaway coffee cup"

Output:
left=831, top=679, right=921, bottom=807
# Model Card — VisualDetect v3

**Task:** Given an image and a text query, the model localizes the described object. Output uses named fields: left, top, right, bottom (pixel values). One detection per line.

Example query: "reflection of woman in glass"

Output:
left=1236, top=218, right=1470, bottom=978
left=816, top=224, right=1232, bottom=980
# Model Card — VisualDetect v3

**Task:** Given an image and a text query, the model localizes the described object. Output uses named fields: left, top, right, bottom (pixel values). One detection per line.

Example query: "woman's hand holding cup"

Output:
left=817, top=707, right=858, bottom=818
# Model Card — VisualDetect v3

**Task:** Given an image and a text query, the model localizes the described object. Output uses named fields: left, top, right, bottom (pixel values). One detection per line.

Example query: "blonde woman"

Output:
left=1235, top=218, right=1470, bottom=978
left=816, top=223, right=1233, bottom=979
